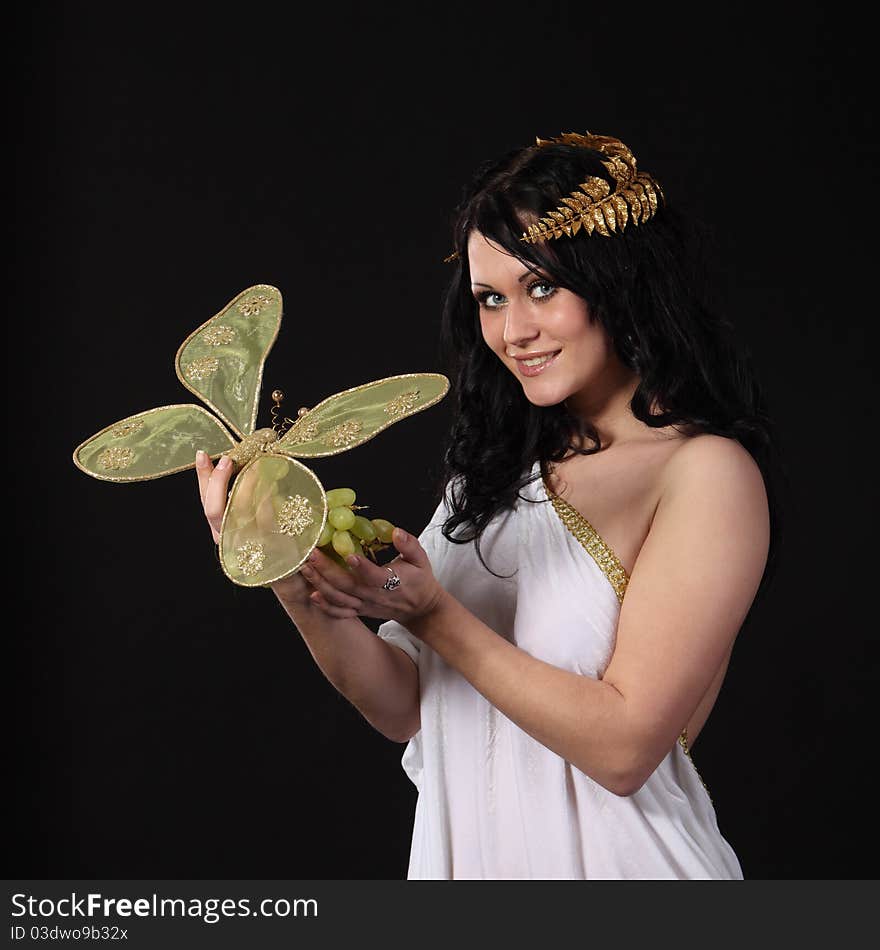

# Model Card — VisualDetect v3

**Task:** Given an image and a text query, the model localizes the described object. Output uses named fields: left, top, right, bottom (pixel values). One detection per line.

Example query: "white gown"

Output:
left=377, top=460, right=744, bottom=880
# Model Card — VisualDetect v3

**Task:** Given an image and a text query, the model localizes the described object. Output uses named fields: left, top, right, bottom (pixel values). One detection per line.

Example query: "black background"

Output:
left=10, top=2, right=877, bottom=879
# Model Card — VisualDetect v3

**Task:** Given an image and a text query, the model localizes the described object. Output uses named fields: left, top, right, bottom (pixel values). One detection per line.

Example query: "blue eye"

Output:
left=476, top=291, right=506, bottom=309
left=528, top=280, right=556, bottom=300
left=475, top=279, right=557, bottom=310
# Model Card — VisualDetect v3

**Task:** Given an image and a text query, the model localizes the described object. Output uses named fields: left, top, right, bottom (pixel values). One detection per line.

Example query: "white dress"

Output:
left=377, top=459, right=744, bottom=880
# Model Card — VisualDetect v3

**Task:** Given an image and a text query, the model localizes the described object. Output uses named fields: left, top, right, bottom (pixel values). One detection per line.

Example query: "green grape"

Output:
left=328, top=505, right=356, bottom=530
left=371, top=518, right=396, bottom=544
left=317, top=520, right=335, bottom=547
left=324, top=546, right=349, bottom=569
left=350, top=515, right=377, bottom=543
left=258, top=457, right=290, bottom=481
left=326, top=487, right=356, bottom=508
left=332, top=529, right=356, bottom=558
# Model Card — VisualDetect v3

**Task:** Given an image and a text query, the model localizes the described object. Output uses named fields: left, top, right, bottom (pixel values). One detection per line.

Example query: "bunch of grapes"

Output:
left=315, top=487, right=398, bottom=570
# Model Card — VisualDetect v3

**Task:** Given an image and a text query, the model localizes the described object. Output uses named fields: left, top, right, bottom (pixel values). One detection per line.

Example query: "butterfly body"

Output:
left=73, top=285, right=450, bottom=587
left=224, top=427, right=280, bottom=472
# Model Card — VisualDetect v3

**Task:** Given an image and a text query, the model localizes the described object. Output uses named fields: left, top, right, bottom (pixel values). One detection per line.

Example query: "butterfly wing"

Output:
left=273, top=372, right=450, bottom=458
left=175, top=284, right=283, bottom=439
left=73, top=405, right=237, bottom=482
left=219, top=454, right=327, bottom=587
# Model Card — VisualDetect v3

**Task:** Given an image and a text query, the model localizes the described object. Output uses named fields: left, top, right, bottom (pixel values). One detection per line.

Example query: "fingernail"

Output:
left=394, top=529, right=407, bottom=543
left=218, top=456, right=231, bottom=469
left=347, top=556, right=359, bottom=567
left=196, top=450, right=206, bottom=465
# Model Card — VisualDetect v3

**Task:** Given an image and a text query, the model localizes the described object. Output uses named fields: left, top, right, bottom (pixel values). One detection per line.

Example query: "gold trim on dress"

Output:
left=541, top=468, right=713, bottom=803
left=541, top=473, right=629, bottom=603
left=678, top=728, right=713, bottom=804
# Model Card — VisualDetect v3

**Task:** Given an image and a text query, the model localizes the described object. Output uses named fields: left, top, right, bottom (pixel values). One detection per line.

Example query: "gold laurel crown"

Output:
left=442, top=130, right=664, bottom=263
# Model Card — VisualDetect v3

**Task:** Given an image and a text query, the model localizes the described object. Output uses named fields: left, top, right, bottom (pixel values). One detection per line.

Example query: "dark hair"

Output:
left=432, top=140, right=789, bottom=609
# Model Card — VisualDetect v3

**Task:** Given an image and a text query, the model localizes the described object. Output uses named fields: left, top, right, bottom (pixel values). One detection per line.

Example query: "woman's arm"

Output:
left=272, top=590, right=420, bottom=743
left=407, top=435, right=770, bottom=795
left=196, top=452, right=420, bottom=744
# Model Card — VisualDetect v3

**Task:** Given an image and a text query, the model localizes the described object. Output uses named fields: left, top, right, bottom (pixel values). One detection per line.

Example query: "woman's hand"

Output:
left=300, top=530, right=445, bottom=629
left=195, top=450, right=233, bottom=544
left=194, top=449, right=314, bottom=610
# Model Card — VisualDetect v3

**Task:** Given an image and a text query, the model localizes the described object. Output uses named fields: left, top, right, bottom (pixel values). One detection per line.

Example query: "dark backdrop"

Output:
left=11, top=2, right=876, bottom=879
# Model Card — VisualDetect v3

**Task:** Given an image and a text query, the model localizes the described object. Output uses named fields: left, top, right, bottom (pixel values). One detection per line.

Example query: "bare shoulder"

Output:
left=662, top=432, right=767, bottom=506
left=653, top=433, right=770, bottom=573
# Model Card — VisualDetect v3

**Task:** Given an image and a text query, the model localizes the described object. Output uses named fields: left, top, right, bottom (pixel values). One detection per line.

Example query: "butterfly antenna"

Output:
left=270, top=390, right=298, bottom=437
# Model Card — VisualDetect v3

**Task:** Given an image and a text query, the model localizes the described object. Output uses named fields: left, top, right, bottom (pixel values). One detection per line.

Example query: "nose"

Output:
left=502, top=298, right=540, bottom=350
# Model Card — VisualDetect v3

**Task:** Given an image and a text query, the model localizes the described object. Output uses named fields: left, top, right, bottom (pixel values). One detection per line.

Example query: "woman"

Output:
left=196, top=131, right=784, bottom=879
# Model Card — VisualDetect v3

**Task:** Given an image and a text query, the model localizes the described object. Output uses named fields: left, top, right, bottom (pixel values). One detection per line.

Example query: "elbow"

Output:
left=610, top=745, right=666, bottom=797
left=586, top=745, right=654, bottom=799
left=572, top=753, right=641, bottom=798
left=611, top=772, right=648, bottom=798
left=385, top=711, right=421, bottom=744
left=604, top=768, right=644, bottom=799
left=386, top=728, right=418, bottom=744
left=388, top=728, right=420, bottom=744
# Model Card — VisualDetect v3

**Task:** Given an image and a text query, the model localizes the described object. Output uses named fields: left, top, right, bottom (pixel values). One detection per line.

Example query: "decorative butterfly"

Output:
left=72, top=284, right=450, bottom=587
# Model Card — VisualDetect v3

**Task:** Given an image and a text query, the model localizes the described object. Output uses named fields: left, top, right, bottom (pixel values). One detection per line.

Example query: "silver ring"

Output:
left=381, top=566, right=401, bottom=591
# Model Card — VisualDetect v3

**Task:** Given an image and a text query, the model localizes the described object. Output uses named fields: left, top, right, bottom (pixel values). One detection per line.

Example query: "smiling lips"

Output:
left=515, top=350, right=562, bottom=377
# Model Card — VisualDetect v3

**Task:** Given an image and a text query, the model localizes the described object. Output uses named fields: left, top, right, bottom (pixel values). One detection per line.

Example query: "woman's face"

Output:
left=468, top=230, right=621, bottom=409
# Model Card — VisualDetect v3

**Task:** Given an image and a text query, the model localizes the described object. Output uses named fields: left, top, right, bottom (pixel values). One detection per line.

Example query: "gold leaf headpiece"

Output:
left=442, top=130, right=664, bottom=263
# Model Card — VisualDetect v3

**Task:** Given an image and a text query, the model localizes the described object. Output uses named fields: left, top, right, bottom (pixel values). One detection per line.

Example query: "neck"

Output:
left=565, top=366, right=642, bottom=450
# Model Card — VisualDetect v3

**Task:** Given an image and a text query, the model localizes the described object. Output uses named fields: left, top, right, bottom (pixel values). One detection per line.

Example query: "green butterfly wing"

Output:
left=73, top=405, right=237, bottom=482
left=219, top=454, right=327, bottom=587
left=273, top=372, right=450, bottom=458
left=175, top=284, right=283, bottom=439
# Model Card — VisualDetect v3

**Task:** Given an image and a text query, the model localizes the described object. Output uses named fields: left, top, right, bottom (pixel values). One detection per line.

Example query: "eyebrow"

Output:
left=472, top=268, right=545, bottom=288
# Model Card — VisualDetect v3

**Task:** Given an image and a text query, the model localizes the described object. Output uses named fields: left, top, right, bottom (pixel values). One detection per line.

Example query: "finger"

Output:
left=204, top=455, right=234, bottom=539
left=299, top=559, right=364, bottom=611
left=309, top=546, right=365, bottom=591
left=195, top=450, right=213, bottom=506
left=390, top=528, right=428, bottom=566
left=300, top=564, right=364, bottom=610
left=311, top=591, right=360, bottom=619
left=310, top=546, right=396, bottom=614
left=342, top=550, right=406, bottom=588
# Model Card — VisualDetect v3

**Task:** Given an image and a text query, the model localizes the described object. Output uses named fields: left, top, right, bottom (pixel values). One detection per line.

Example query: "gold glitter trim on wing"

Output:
left=184, top=355, right=220, bottom=380
left=237, top=293, right=273, bottom=317
left=201, top=325, right=236, bottom=346
left=174, top=284, right=283, bottom=439
left=541, top=473, right=629, bottom=604
left=384, top=389, right=420, bottom=417
left=678, top=727, right=713, bottom=804
left=236, top=540, right=267, bottom=576
left=273, top=372, right=450, bottom=459
left=110, top=420, right=145, bottom=438
left=280, top=415, right=320, bottom=446
left=277, top=495, right=315, bottom=537
left=72, top=404, right=237, bottom=483
left=324, top=419, right=363, bottom=447
left=97, top=446, right=135, bottom=470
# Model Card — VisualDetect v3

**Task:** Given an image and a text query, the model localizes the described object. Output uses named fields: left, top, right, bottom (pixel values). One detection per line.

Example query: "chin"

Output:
left=521, top=389, right=567, bottom=408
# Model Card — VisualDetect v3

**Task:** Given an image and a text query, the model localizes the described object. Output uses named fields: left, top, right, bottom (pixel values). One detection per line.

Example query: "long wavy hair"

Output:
left=432, top=138, right=789, bottom=608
